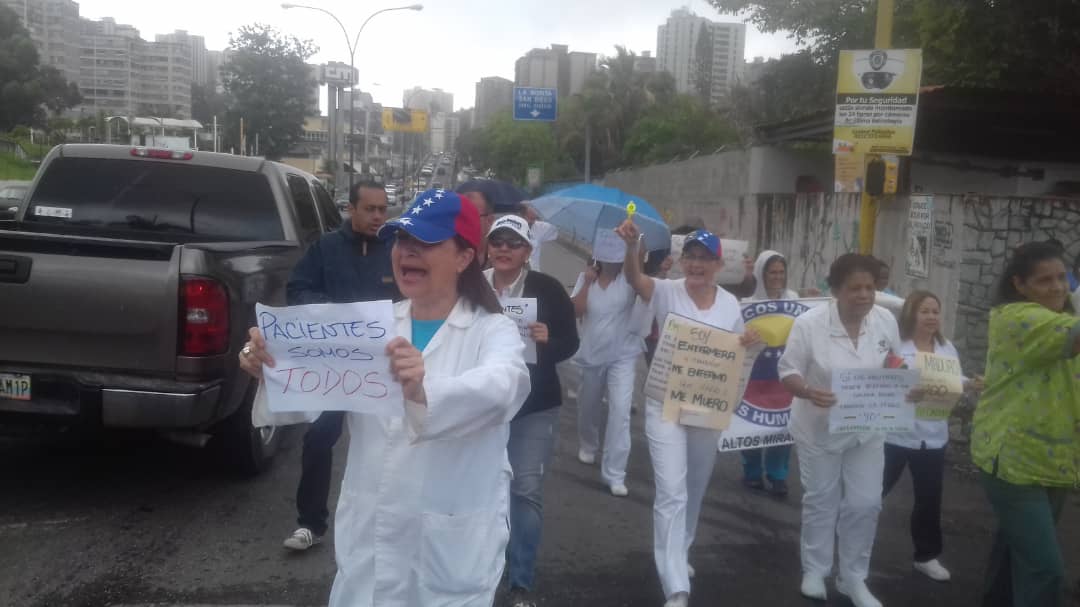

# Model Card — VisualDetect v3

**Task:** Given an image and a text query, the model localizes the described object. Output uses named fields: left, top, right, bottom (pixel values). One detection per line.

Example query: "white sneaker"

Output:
left=610, top=483, right=629, bottom=497
left=577, top=449, right=596, bottom=465
left=799, top=574, right=827, bottom=600
left=914, top=559, right=951, bottom=582
left=283, top=527, right=322, bottom=551
left=687, top=564, right=695, bottom=578
left=836, top=578, right=882, bottom=607
left=663, top=592, right=689, bottom=607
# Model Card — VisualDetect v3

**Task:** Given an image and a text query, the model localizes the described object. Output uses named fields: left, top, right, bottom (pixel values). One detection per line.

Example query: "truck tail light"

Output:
left=180, top=277, right=229, bottom=356
left=131, top=147, right=194, bottom=160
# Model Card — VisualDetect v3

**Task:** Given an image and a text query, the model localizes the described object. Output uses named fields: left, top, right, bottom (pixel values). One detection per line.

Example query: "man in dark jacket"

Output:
left=282, top=179, right=400, bottom=552
left=483, top=216, right=579, bottom=607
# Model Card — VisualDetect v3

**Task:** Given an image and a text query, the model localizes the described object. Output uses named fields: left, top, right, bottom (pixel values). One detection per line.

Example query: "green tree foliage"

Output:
left=730, top=51, right=835, bottom=135
left=709, top=0, right=1080, bottom=93
left=622, top=96, right=739, bottom=165
left=221, top=24, right=317, bottom=159
left=0, top=4, right=81, bottom=131
left=191, top=83, right=228, bottom=127
left=461, top=114, right=574, bottom=184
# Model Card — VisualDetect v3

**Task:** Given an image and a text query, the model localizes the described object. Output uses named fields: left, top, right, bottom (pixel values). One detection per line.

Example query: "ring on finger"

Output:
left=241, top=344, right=252, bottom=357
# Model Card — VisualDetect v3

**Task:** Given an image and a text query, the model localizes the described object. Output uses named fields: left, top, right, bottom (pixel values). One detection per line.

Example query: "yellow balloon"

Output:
left=627, top=202, right=637, bottom=217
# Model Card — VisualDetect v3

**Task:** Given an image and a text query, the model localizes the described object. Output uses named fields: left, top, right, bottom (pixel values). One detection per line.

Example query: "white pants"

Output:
left=576, top=357, right=637, bottom=486
left=645, top=398, right=721, bottom=598
left=796, top=434, right=885, bottom=583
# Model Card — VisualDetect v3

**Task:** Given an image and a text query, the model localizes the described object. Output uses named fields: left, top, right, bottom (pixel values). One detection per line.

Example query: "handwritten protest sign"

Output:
left=914, top=352, right=964, bottom=420
left=646, top=313, right=746, bottom=430
left=500, top=297, right=538, bottom=364
left=592, top=228, right=626, bottom=263
left=716, top=239, right=749, bottom=284
left=829, top=368, right=919, bottom=433
left=256, top=301, right=402, bottom=415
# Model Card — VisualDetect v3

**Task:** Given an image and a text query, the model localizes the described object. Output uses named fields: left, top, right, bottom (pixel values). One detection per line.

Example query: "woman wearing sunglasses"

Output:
left=482, top=215, right=579, bottom=607
left=238, top=189, right=531, bottom=606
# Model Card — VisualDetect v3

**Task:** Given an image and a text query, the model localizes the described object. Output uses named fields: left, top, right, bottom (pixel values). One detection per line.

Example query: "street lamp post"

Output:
left=282, top=3, right=422, bottom=193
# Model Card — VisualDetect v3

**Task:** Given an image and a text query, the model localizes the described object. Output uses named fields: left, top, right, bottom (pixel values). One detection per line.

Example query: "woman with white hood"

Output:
left=571, top=234, right=646, bottom=498
left=238, top=189, right=531, bottom=607
left=739, top=250, right=799, bottom=496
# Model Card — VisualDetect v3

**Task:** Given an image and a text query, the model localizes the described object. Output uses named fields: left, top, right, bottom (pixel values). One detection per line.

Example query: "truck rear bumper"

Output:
left=0, top=365, right=224, bottom=428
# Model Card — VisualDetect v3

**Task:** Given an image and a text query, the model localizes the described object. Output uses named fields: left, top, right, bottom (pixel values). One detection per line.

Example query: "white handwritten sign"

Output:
left=646, top=313, right=747, bottom=430
left=256, top=301, right=403, bottom=415
left=914, top=352, right=964, bottom=420
left=828, top=368, right=919, bottom=433
left=501, top=297, right=538, bottom=364
left=592, top=228, right=627, bottom=263
left=717, top=239, right=749, bottom=284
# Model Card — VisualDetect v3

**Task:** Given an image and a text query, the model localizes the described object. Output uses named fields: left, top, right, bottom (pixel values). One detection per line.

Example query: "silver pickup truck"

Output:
left=0, top=144, right=344, bottom=475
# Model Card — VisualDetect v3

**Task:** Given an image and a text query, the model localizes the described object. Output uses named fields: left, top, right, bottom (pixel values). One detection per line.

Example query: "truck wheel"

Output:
left=213, top=382, right=282, bottom=477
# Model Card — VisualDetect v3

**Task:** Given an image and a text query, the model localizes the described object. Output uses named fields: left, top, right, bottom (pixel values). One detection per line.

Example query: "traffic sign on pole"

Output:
left=513, top=87, right=558, bottom=122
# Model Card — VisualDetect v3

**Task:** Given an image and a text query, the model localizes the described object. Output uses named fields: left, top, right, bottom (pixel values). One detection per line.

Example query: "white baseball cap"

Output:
left=487, top=215, right=532, bottom=244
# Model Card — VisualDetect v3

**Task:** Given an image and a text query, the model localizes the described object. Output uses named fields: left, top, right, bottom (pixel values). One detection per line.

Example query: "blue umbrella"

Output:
left=531, top=184, right=670, bottom=251
left=455, top=179, right=527, bottom=213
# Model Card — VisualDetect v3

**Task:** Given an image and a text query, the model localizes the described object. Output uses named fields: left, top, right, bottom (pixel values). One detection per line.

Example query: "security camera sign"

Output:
left=833, top=49, right=923, bottom=156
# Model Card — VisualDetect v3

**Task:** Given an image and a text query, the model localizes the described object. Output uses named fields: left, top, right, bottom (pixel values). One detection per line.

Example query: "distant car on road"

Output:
left=0, top=182, right=29, bottom=220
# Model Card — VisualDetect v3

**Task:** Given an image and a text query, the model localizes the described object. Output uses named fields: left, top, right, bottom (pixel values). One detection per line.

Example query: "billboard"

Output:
left=833, top=49, right=923, bottom=156
left=381, top=108, right=429, bottom=133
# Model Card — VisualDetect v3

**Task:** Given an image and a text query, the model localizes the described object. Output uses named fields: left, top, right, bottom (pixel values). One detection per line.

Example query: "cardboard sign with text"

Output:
left=646, top=313, right=746, bottom=430
left=500, top=297, right=538, bottom=364
left=256, top=301, right=403, bottom=415
left=828, top=368, right=919, bottom=433
left=914, top=352, right=964, bottom=420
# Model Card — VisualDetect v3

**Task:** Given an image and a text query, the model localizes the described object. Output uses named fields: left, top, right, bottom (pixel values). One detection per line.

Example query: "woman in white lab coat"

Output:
left=239, top=189, right=531, bottom=607
left=571, top=247, right=646, bottom=497
left=778, top=253, right=903, bottom=607
left=615, top=220, right=760, bottom=607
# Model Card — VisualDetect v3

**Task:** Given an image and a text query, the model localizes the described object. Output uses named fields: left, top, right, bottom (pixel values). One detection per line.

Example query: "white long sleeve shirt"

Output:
left=778, top=302, right=901, bottom=450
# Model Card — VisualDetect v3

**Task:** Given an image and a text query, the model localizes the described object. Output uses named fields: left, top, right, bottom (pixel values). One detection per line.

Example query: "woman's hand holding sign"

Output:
left=739, top=328, right=762, bottom=348
left=529, top=322, right=549, bottom=345
left=239, top=326, right=275, bottom=379
left=387, top=337, right=426, bottom=405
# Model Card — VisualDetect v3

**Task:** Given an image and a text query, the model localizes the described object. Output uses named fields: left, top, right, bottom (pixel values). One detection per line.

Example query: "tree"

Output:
left=191, top=82, right=228, bottom=126
left=221, top=24, right=317, bottom=159
left=0, top=4, right=81, bottom=131
left=622, top=96, right=739, bottom=165
left=729, top=51, right=835, bottom=137
left=709, top=0, right=1080, bottom=94
left=462, top=114, right=574, bottom=185
left=693, top=23, right=714, bottom=103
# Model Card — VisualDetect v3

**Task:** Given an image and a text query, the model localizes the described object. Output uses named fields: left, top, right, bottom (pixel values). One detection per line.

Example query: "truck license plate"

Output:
left=0, top=373, right=31, bottom=401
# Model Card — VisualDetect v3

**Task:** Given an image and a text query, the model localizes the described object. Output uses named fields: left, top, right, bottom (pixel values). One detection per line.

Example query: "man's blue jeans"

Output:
left=507, top=407, right=560, bottom=591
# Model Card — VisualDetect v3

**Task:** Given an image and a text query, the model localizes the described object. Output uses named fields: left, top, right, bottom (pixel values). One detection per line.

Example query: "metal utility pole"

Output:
left=281, top=3, right=423, bottom=191
left=858, top=0, right=895, bottom=254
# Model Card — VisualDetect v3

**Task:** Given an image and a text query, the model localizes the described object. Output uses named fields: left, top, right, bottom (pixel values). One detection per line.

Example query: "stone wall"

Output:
left=875, top=195, right=1080, bottom=373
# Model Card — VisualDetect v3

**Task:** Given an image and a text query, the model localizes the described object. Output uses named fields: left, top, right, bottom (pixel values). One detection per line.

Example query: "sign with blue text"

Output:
left=255, top=301, right=402, bottom=415
left=513, top=87, right=558, bottom=122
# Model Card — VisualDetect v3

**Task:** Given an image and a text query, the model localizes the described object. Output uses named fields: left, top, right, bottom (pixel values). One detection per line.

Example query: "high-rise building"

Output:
left=634, top=50, right=657, bottom=74
left=205, top=50, right=224, bottom=91
left=5, top=0, right=201, bottom=118
left=79, top=17, right=193, bottom=118
left=657, top=8, right=745, bottom=105
left=2, top=0, right=81, bottom=85
left=156, top=30, right=207, bottom=86
left=473, top=76, right=513, bottom=127
left=514, top=44, right=596, bottom=96
left=403, top=87, right=454, bottom=115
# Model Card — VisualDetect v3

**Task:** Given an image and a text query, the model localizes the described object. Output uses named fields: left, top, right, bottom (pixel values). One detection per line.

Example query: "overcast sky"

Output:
left=75, top=0, right=800, bottom=110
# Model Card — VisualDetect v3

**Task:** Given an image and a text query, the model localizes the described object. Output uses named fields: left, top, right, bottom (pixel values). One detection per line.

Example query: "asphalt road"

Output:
left=1, top=241, right=1077, bottom=607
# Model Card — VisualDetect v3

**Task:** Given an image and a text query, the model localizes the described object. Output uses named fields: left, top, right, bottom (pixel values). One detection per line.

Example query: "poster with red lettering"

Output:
left=255, top=301, right=403, bottom=415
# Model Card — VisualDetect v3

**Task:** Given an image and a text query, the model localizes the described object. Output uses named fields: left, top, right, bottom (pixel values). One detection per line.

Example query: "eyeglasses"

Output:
left=489, top=237, right=528, bottom=250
